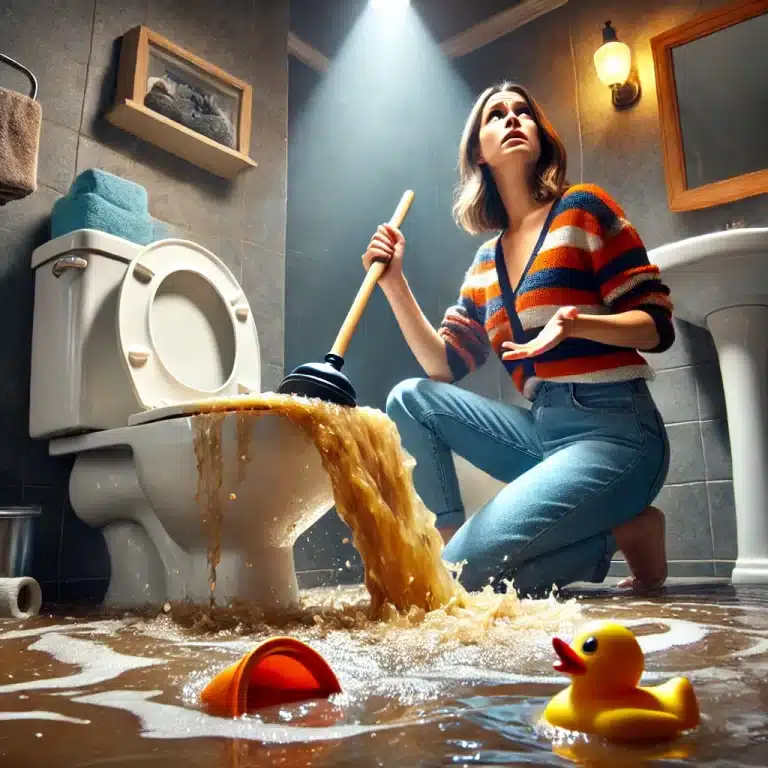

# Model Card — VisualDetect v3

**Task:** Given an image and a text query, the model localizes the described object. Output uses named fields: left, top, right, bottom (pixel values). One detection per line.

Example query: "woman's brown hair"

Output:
left=453, top=82, right=569, bottom=235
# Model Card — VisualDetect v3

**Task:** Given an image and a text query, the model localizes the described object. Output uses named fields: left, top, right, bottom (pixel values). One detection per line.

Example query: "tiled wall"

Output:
left=286, top=56, right=365, bottom=589
left=0, top=0, right=289, bottom=604
left=643, top=320, right=736, bottom=579
left=286, top=0, right=768, bottom=583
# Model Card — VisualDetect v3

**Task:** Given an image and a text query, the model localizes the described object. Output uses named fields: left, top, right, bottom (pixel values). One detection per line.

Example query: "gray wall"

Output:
left=0, top=0, right=289, bottom=603
left=287, top=0, right=768, bottom=583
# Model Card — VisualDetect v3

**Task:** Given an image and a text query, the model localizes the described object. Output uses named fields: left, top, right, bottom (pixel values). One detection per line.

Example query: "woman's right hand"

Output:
left=362, top=223, right=405, bottom=289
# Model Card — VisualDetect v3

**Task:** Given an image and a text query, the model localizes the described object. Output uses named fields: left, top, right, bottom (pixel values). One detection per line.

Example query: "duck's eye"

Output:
left=581, top=637, right=598, bottom=654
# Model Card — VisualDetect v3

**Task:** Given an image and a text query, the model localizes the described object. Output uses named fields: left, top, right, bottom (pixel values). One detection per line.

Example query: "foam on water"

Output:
left=0, top=712, right=90, bottom=724
left=73, top=690, right=407, bottom=743
left=729, top=637, right=768, bottom=659
left=0, top=633, right=165, bottom=694
left=622, top=618, right=709, bottom=654
left=0, top=620, right=125, bottom=641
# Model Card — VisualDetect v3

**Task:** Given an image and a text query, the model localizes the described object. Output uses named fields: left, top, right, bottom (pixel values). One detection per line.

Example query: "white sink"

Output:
left=650, top=228, right=768, bottom=327
left=650, top=228, right=768, bottom=584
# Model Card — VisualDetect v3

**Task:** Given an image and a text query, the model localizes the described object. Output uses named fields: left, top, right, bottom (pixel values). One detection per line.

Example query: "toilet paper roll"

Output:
left=0, top=577, right=43, bottom=619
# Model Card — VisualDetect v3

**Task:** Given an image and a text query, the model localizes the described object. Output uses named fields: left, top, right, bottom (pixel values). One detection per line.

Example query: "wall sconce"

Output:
left=593, top=21, right=641, bottom=109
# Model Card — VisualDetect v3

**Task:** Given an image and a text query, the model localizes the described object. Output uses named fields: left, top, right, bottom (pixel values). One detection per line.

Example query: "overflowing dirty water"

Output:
left=191, top=395, right=461, bottom=614
left=1, top=583, right=767, bottom=766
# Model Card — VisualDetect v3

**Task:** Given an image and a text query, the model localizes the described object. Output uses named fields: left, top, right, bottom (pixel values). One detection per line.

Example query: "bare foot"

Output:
left=613, top=506, right=668, bottom=590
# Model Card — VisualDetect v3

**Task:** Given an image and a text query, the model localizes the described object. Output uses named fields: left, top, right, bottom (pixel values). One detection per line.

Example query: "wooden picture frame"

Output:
left=107, top=25, right=257, bottom=180
left=651, top=0, right=768, bottom=211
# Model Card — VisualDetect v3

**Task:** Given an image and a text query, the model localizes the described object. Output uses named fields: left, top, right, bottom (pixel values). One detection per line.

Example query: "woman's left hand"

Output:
left=501, top=306, right=579, bottom=361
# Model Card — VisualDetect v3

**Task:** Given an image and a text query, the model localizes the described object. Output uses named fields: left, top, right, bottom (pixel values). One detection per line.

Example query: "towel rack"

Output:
left=0, top=53, right=38, bottom=100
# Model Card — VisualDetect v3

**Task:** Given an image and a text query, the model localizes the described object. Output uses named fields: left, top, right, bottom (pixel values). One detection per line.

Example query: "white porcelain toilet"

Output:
left=29, top=230, right=335, bottom=612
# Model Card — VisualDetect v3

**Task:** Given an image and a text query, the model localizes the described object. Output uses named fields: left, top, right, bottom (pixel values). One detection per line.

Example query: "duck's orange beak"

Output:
left=552, top=637, right=587, bottom=676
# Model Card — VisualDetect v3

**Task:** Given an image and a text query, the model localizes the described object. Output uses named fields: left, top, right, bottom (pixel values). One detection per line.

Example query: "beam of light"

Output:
left=289, top=2, right=475, bottom=254
left=371, top=0, right=411, bottom=13
left=287, top=1, right=478, bottom=406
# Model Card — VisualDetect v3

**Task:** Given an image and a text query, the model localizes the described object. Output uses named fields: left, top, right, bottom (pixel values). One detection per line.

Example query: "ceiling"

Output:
left=289, top=0, right=524, bottom=59
left=413, top=0, right=526, bottom=42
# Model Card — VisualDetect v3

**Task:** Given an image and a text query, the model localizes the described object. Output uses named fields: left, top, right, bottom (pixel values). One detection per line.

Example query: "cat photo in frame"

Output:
left=107, top=25, right=256, bottom=179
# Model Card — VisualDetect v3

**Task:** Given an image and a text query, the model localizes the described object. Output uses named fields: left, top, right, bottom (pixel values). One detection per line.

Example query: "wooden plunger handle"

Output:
left=329, top=189, right=415, bottom=359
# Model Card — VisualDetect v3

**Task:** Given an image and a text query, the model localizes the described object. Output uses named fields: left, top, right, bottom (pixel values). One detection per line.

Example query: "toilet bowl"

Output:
left=51, top=410, right=333, bottom=610
left=30, top=230, right=334, bottom=611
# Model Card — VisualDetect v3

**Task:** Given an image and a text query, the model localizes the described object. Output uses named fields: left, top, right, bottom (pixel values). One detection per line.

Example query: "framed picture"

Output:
left=107, top=25, right=257, bottom=179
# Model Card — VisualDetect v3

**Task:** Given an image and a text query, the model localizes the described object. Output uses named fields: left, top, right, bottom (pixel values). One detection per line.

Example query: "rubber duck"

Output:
left=543, top=620, right=700, bottom=744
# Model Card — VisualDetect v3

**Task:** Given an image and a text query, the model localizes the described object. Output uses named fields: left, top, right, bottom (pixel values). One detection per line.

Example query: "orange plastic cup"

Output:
left=200, top=636, right=342, bottom=717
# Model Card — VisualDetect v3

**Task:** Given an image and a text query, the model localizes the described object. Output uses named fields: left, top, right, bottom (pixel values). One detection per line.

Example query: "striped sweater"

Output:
left=438, top=184, right=674, bottom=400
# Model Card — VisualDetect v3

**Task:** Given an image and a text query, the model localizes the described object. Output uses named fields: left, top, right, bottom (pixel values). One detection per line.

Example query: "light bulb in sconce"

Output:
left=593, top=21, right=640, bottom=109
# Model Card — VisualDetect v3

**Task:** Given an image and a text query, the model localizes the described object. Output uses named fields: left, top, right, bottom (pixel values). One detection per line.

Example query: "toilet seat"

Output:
left=127, top=394, right=265, bottom=426
left=117, top=239, right=261, bottom=413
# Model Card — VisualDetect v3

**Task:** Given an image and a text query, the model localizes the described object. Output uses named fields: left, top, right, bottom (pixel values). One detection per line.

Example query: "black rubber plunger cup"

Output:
left=277, top=352, right=356, bottom=406
left=278, top=190, right=415, bottom=406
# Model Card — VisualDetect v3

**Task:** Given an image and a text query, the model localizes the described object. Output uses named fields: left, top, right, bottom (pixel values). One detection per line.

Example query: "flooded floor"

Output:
left=1, top=582, right=767, bottom=767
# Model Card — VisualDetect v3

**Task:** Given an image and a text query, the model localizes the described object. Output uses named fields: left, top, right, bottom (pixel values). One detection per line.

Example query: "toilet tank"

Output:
left=29, top=230, right=143, bottom=438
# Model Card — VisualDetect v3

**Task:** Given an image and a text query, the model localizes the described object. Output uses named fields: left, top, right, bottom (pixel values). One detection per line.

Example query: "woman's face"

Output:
left=476, top=90, right=541, bottom=173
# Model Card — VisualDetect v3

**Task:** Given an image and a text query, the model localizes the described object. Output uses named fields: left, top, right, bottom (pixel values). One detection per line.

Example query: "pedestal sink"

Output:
left=649, top=228, right=768, bottom=584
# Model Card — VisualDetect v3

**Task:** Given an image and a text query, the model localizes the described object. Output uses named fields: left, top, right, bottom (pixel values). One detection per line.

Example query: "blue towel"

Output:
left=51, top=193, right=154, bottom=245
left=69, top=168, right=148, bottom=215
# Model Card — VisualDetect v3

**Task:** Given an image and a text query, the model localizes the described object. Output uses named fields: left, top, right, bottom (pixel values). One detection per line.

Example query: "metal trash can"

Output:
left=0, top=507, right=42, bottom=578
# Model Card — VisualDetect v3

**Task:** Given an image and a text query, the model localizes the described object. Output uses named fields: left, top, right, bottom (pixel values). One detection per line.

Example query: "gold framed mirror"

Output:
left=651, top=0, right=768, bottom=211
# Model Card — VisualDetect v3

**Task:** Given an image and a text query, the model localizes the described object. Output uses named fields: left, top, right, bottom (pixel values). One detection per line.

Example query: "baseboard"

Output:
left=609, top=560, right=729, bottom=579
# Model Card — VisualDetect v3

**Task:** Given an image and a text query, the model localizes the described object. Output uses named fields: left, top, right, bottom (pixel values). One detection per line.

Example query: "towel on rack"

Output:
left=0, top=86, right=42, bottom=206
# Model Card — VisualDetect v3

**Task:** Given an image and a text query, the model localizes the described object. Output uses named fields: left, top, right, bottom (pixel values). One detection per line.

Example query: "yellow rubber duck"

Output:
left=542, top=620, right=700, bottom=744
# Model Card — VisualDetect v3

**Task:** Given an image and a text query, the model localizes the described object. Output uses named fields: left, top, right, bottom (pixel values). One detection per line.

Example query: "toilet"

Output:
left=29, top=230, right=335, bottom=612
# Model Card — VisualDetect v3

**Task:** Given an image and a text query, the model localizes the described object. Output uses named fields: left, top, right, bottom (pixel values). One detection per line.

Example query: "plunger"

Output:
left=277, top=189, right=415, bottom=406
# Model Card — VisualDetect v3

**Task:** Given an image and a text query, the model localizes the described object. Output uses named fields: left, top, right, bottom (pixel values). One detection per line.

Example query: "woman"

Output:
left=362, top=82, right=674, bottom=597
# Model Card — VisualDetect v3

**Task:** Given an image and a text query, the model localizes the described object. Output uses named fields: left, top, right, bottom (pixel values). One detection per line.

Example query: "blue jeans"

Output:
left=386, top=378, right=670, bottom=596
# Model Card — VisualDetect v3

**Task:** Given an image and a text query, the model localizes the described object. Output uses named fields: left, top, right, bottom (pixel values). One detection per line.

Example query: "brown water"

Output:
left=3, top=398, right=766, bottom=764
left=1, top=584, right=768, bottom=767
left=191, top=394, right=459, bottom=615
